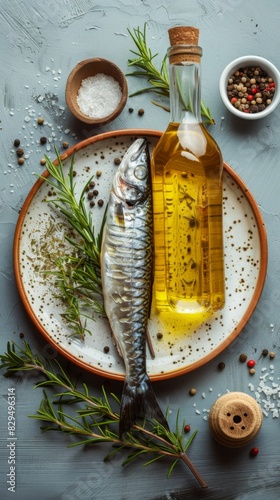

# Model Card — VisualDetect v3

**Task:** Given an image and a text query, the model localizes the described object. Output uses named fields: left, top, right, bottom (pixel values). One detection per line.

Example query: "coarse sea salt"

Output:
left=76, top=73, right=122, bottom=119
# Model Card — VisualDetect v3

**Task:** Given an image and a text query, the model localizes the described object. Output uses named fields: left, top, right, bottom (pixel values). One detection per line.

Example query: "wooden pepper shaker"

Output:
left=208, top=392, right=263, bottom=447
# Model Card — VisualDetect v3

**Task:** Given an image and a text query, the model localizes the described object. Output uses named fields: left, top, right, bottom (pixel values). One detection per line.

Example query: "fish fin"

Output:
left=119, top=374, right=169, bottom=438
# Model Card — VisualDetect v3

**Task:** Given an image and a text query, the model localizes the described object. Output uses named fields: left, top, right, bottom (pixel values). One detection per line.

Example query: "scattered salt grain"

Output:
left=77, top=73, right=122, bottom=119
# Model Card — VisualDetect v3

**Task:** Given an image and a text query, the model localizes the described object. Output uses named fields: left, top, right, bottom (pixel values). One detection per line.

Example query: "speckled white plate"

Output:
left=14, top=129, right=268, bottom=381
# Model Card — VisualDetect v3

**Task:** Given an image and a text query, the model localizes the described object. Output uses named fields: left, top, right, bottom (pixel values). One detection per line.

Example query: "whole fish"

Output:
left=101, top=138, right=168, bottom=437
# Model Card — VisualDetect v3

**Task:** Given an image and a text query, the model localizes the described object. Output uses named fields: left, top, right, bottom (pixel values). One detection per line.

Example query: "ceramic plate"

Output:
left=14, top=129, right=268, bottom=381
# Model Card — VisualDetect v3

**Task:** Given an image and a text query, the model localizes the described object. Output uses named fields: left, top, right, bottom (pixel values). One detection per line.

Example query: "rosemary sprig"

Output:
left=127, top=24, right=215, bottom=124
left=38, top=149, right=107, bottom=336
left=0, top=342, right=207, bottom=488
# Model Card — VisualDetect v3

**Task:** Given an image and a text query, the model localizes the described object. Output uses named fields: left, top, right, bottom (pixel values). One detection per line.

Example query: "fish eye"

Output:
left=134, top=164, right=147, bottom=180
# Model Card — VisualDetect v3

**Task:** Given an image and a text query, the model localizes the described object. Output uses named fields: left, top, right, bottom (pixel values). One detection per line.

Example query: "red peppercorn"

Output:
left=184, top=424, right=191, bottom=433
left=247, top=95, right=253, bottom=101
left=231, top=97, right=237, bottom=104
left=251, top=87, right=257, bottom=94
left=250, top=447, right=259, bottom=457
left=247, top=359, right=256, bottom=368
left=269, top=82, right=275, bottom=88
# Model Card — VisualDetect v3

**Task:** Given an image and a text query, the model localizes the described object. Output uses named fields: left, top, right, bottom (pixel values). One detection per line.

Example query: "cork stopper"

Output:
left=168, top=26, right=201, bottom=64
left=208, top=392, right=263, bottom=448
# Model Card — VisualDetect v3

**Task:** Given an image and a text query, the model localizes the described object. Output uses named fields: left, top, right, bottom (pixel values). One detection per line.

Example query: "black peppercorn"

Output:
left=239, top=353, right=247, bottom=363
left=218, top=361, right=225, bottom=370
left=16, top=148, right=24, bottom=157
left=13, top=139, right=20, bottom=147
left=138, top=108, right=145, bottom=116
left=40, top=136, right=47, bottom=145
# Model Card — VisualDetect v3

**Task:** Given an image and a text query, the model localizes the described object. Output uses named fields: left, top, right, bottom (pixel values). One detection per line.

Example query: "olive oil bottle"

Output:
left=151, top=26, right=225, bottom=315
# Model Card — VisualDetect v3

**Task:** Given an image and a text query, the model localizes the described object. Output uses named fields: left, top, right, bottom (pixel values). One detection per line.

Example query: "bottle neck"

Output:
left=167, top=45, right=202, bottom=124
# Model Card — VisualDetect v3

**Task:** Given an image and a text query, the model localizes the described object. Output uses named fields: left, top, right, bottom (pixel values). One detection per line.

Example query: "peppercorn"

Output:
left=269, top=351, right=275, bottom=359
left=189, top=388, right=196, bottom=396
left=249, top=368, right=256, bottom=375
left=114, top=157, right=121, bottom=165
left=62, top=141, right=69, bottom=149
left=218, top=361, right=225, bottom=370
left=16, top=148, right=24, bottom=157
left=239, top=353, right=247, bottom=363
left=262, top=349, right=268, bottom=357
left=40, top=136, right=47, bottom=145
left=13, top=138, right=20, bottom=147
left=98, top=199, right=104, bottom=207
left=87, top=192, right=94, bottom=200
left=138, top=108, right=145, bottom=116
left=89, top=181, right=95, bottom=188
left=103, top=346, right=110, bottom=354
left=157, top=332, right=163, bottom=340
left=18, top=158, right=24, bottom=166
left=37, top=116, right=44, bottom=125
left=96, top=170, right=102, bottom=177
left=184, top=424, right=191, bottom=433
left=226, top=66, right=276, bottom=114
left=93, top=189, right=99, bottom=197
left=19, top=332, right=24, bottom=338
left=247, top=359, right=256, bottom=368
left=89, top=200, right=95, bottom=207
left=128, top=107, right=134, bottom=113
left=250, top=447, right=259, bottom=457
left=40, top=158, right=46, bottom=166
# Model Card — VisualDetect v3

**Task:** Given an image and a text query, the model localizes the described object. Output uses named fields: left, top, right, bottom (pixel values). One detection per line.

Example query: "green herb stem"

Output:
left=0, top=341, right=207, bottom=487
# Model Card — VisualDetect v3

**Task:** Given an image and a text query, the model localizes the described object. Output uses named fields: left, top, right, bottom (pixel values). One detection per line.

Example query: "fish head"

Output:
left=113, top=138, right=150, bottom=206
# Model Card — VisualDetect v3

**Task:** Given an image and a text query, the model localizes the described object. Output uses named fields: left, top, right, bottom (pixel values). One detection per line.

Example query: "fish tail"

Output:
left=119, top=374, right=169, bottom=438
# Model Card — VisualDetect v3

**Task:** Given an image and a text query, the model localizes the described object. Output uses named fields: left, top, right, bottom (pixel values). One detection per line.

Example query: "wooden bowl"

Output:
left=65, top=58, right=128, bottom=125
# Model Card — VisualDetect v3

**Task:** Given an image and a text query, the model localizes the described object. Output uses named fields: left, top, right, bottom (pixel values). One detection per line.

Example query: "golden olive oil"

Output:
left=151, top=122, right=225, bottom=315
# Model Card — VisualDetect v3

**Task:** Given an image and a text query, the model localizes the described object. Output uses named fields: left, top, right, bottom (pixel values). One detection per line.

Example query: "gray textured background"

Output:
left=1, top=1, right=280, bottom=499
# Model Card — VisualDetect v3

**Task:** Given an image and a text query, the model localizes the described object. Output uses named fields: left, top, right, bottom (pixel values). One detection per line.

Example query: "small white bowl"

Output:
left=219, top=55, right=280, bottom=120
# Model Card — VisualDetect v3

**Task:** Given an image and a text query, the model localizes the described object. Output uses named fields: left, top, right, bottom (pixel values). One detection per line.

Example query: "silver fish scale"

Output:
left=102, top=192, right=153, bottom=386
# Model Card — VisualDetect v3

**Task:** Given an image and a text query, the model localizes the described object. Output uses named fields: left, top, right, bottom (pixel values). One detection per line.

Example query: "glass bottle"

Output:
left=151, top=26, right=225, bottom=316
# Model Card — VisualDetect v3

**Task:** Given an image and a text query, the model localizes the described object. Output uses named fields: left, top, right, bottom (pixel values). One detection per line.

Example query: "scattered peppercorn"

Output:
left=218, top=361, right=225, bottom=370
left=96, top=170, right=102, bottom=177
left=87, top=192, right=94, bottom=200
left=98, top=199, right=104, bottom=207
left=103, top=346, right=110, bottom=354
left=40, top=136, right=47, bottom=145
left=13, top=138, right=20, bottom=147
left=40, top=158, right=46, bottom=166
left=128, top=107, right=134, bottom=113
left=37, top=116, right=44, bottom=125
left=249, top=368, right=256, bottom=375
left=262, top=349, right=268, bottom=357
left=19, top=332, right=24, bottom=338
left=157, top=332, right=163, bottom=340
left=250, top=447, right=259, bottom=457
left=62, top=141, right=69, bottom=149
left=239, top=353, right=247, bottom=363
left=189, top=388, right=196, bottom=396
left=16, top=148, right=24, bottom=157
left=226, top=66, right=275, bottom=114
left=184, top=424, right=191, bottom=433
left=18, top=158, right=24, bottom=166
left=269, top=351, right=275, bottom=359
left=138, top=108, right=145, bottom=116
left=89, top=200, right=95, bottom=207
left=89, top=180, right=95, bottom=188
left=114, top=157, right=121, bottom=165
left=247, top=359, right=256, bottom=368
